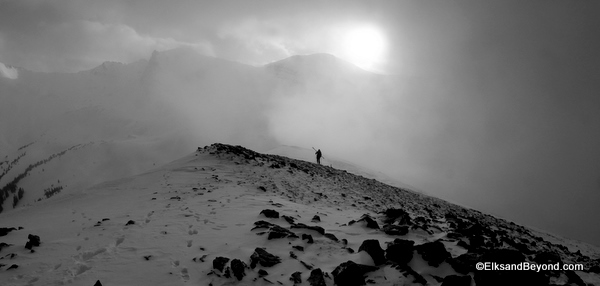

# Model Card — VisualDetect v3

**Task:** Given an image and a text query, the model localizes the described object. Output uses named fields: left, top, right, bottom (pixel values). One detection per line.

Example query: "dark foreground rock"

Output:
left=307, top=268, right=326, bottom=286
left=386, top=238, right=415, bottom=265
left=260, top=209, right=280, bottom=218
left=358, top=239, right=386, bottom=265
left=212, top=256, right=230, bottom=272
left=290, top=271, right=302, bottom=284
left=230, top=259, right=246, bottom=281
left=441, top=274, right=471, bottom=286
left=24, top=234, right=41, bottom=250
left=332, top=260, right=378, bottom=286
left=415, top=240, right=450, bottom=267
left=250, top=248, right=281, bottom=268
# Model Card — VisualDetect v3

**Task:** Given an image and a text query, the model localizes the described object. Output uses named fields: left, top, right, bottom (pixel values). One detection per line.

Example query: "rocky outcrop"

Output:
left=212, top=256, right=230, bottom=272
left=230, top=259, right=247, bottom=281
left=307, top=268, right=326, bottom=286
left=332, top=260, right=378, bottom=286
left=250, top=248, right=281, bottom=268
left=24, top=234, right=41, bottom=250
left=358, top=239, right=385, bottom=265
left=415, top=240, right=450, bottom=267
left=385, top=238, right=414, bottom=265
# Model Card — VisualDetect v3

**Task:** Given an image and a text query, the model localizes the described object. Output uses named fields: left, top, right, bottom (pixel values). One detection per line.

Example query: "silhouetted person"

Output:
left=315, top=149, right=322, bottom=165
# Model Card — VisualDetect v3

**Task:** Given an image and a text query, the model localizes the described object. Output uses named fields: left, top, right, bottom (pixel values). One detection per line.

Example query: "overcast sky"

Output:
left=1, top=0, right=599, bottom=245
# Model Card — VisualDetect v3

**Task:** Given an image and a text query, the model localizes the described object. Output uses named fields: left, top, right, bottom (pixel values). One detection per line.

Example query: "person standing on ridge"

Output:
left=315, top=149, right=323, bottom=165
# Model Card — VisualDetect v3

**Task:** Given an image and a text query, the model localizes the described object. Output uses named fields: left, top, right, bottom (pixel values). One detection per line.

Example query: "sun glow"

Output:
left=340, top=25, right=387, bottom=72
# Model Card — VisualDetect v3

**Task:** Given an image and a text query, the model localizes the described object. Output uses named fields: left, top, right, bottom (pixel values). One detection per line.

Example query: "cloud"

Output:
left=1, top=15, right=214, bottom=72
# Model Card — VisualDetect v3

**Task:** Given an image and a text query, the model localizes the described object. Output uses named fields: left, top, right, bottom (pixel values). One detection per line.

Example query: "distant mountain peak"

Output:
left=265, top=53, right=369, bottom=80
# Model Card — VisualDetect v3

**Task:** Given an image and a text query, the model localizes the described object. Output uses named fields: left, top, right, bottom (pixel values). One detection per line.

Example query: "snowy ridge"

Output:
left=0, top=143, right=598, bottom=285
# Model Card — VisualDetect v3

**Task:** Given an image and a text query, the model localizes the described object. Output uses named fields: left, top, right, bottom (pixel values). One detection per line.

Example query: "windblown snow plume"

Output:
left=0, top=62, right=18, bottom=79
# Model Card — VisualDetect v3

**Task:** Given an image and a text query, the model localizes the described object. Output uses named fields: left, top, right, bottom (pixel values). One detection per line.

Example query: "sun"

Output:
left=340, top=25, right=387, bottom=71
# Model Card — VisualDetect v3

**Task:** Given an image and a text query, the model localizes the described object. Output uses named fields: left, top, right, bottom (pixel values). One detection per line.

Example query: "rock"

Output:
left=384, top=208, right=411, bottom=225
left=291, top=223, right=325, bottom=235
left=125, top=220, right=135, bottom=226
left=357, top=214, right=380, bottom=229
left=332, top=260, right=378, bottom=286
left=441, top=275, right=471, bottom=286
left=252, top=220, right=278, bottom=230
left=231, top=259, right=246, bottom=281
left=290, top=271, right=302, bottom=284
left=93, top=280, right=103, bottom=286
left=258, top=269, right=269, bottom=277
left=258, top=186, right=267, bottom=192
left=292, top=245, right=304, bottom=251
left=324, top=233, right=338, bottom=241
left=307, top=268, right=326, bottom=286
left=448, top=252, right=481, bottom=274
left=474, top=249, right=548, bottom=286
left=358, top=239, right=386, bottom=265
left=267, top=225, right=299, bottom=240
left=385, top=239, right=414, bottom=265
left=7, top=264, right=18, bottom=270
left=383, top=224, right=409, bottom=236
left=282, top=215, right=296, bottom=224
left=415, top=241, right=450, bottom=267
left=0, top=227, right=17, bottom=237
left=24, top=234, right=41, bottom=250
left=301, top=260, right=314, bottom=270
left=212, top=256, right=230, bottom=272
left=533, top=251, right=562, bottom=264
left=302, top=234, right=314, bottom=244
left=250, top=248, right=281, bottom=268
left=260, top=209, right=280, bottom=218
left=312, top=215, right=321, bottom=222
left=565, top=270, right=585, bottom=286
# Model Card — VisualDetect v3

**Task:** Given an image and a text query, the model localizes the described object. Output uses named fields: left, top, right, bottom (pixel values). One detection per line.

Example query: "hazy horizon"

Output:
left=1, top=0, right=599, bottom=246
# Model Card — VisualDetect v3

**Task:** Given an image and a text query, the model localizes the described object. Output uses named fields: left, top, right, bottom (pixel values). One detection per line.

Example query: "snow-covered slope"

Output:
left=0, top=144, right=598, bottom=286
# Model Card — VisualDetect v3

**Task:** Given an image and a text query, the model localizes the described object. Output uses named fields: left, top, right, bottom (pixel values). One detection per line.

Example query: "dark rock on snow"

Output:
left=0, top=227, right=17, bottom=237
left=250, top=247, right=281, bottom=268
left=332, top=260, right=378, bottom=286
left=93, top=280, right=103, bottom=286
left=291, top=223, right=325, bottom=235
left=441, top=274, right=471, bottom=286
left=358, top=239, right=386, bottom=265
left=324, top=233, right=338, bottom=241
left=357, top=214, right=380, bottom=229
left=230, top=259, right=247, bottom=281
left=383, top=224, right=409, bottom=236
left=290, top=271, right=302, bottom=284
left=212, top=256, right=230, bottom=272
left=384, top=208, right=411, bottom=225
left=385, top=238, right=415, bottom=265
left=415, top=240, right=450, bottom=267
left=260, top=209, right=280, bottom=218
left=125, top=220, right=135, bottom=226
left=302, top=233, right=314, bottom=244
left=24, top=234, right=41, bottom=250
left=258, top=269, right=268, bottom=277
left=307, top=268, right=327, bottom=286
